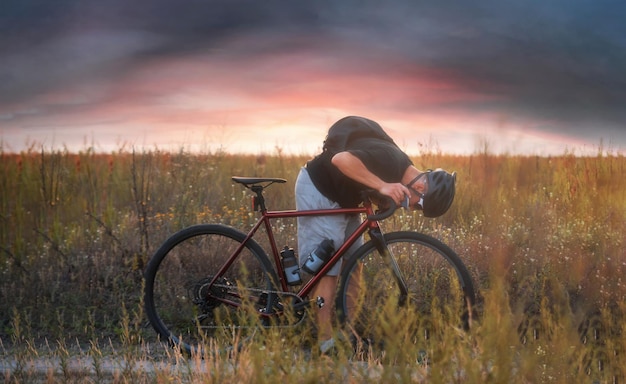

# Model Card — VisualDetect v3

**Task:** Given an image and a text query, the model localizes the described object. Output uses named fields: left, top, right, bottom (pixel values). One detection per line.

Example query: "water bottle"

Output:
left=280, top=246, right=302, bottom=285
left=302, top=239, right=334, bottom=274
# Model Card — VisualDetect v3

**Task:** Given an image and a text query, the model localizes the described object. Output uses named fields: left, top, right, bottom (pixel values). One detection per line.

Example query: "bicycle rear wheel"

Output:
left=336, top=231, right=475, bottom=360
left=144, top=224, right=279, bottom=355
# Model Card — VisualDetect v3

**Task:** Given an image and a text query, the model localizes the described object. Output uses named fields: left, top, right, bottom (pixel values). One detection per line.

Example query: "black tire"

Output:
left=144, top=224, right=278, bottom=355
left=336, top=231, right=475, bottom=358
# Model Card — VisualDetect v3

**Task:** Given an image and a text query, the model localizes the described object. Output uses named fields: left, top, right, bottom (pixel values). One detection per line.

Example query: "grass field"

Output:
left=1, top=145, right=624, bottom=382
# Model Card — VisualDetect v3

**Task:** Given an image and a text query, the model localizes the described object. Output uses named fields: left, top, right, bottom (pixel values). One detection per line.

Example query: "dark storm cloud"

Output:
left=0, top=0, right=322, bottom=103
left=310, top=0, right=626, bottom=140
left=410, top=1, right=626, bottom=138
left=395, top=1, right=624, bottom=142
left=1, top=0, right=625, bottom=144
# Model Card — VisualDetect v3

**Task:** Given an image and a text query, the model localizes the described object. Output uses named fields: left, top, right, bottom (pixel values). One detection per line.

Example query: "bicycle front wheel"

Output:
left=144, top=224, right=278, bottom=355
left=336, top=231, right=475, bottom=359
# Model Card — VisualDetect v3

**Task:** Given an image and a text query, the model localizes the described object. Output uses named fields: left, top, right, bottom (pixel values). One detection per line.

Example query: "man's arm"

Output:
left=331, top=151, right=409, bottom=204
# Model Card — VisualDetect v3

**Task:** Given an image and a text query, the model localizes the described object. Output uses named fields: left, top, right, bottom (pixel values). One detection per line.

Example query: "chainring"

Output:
left=189, top=276, right=232, bottom=312
left=188, top=276, right=307, bottom=328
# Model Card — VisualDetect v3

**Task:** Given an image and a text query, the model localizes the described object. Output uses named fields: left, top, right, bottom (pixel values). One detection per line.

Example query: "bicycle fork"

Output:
left=369, top=227, right=409, bottom=307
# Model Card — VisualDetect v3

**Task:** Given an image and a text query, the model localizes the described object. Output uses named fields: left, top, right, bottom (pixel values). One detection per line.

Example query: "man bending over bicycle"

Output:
left=295, top=116, right=456, bottom=355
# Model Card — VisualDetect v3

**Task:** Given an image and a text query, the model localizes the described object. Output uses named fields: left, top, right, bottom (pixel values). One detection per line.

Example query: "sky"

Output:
left=1, top=0, right=625, bottom=156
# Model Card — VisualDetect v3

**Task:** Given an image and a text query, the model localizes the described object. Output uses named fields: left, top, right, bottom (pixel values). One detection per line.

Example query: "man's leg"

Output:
left=344, top=262, right=363, bottom=324
left=313, top=275, right=338, bottom=343
left=315, top=263, right=362, bottom=354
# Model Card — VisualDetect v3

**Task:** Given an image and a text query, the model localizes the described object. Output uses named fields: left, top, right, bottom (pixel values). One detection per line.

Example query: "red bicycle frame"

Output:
left=206, top=177, right=408, bottom=317
left=210, top=202, right=380, bottom=301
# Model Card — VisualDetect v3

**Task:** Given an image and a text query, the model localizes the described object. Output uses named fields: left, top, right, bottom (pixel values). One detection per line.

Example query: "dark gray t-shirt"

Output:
left=306, top=137, right=412, bottom=207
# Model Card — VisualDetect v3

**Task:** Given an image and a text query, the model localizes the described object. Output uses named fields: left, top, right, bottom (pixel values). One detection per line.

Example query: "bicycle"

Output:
left=144, top=176, right=476, bottom=356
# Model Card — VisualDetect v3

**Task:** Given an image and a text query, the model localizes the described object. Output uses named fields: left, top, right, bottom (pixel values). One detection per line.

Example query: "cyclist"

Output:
left=295, top=116, right=456, bottom=354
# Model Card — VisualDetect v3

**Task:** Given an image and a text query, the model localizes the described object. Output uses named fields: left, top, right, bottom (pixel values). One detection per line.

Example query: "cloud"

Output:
left=1, top=0, right=624, bottom=152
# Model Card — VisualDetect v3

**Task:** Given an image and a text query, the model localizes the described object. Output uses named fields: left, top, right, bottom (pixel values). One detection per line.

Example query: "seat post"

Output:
left=251, top=185, right=266, bottom=212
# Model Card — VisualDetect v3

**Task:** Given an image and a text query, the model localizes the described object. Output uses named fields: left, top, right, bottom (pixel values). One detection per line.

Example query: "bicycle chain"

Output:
left=200, top=282, right=308, bottom=329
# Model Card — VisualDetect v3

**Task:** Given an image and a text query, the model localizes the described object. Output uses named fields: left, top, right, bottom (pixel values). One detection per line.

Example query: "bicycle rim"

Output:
left=337, top=231, right=475, bottom=360
left=144, top=224, right=278, bottom=355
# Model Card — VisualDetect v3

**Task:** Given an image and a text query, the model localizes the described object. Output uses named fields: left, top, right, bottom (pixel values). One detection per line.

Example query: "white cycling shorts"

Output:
left=295, top=167, right=363, bottom=276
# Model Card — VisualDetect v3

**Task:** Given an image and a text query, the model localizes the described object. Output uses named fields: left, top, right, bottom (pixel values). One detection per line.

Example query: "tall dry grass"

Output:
left=1, top=144, right=624, bottom=382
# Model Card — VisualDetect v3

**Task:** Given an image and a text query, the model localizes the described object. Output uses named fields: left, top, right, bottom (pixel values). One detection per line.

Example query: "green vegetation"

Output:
left=1, top=145, right=624, bottom=382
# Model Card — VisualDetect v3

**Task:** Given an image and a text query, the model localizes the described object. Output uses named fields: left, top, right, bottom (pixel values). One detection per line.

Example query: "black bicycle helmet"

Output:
left=422, top=168, right=456, bottom=217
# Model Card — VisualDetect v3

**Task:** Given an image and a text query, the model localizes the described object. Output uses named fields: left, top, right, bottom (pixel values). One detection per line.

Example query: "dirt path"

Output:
left=1, top=354, right=225, bottom=382
left=1, top=348, right=426, bottom=383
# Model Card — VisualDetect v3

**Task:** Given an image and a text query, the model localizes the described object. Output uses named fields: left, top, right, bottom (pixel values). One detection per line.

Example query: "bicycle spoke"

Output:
left=338, top=231, right=475, bottom=361
left=144, top=225, right=278, bottom=354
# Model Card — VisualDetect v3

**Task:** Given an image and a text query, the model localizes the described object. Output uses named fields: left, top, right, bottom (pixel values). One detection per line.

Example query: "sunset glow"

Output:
left=1, top=1, right=624, bottom=156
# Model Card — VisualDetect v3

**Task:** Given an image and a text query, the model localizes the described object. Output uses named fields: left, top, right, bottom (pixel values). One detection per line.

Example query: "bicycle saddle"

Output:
left=232, top=176, right=287, bottom=186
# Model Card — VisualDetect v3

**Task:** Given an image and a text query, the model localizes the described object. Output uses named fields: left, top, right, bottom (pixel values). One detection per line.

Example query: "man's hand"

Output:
left=378, top=183, right=410, bottom=205
left=332, top=152, right=410, bottom=205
